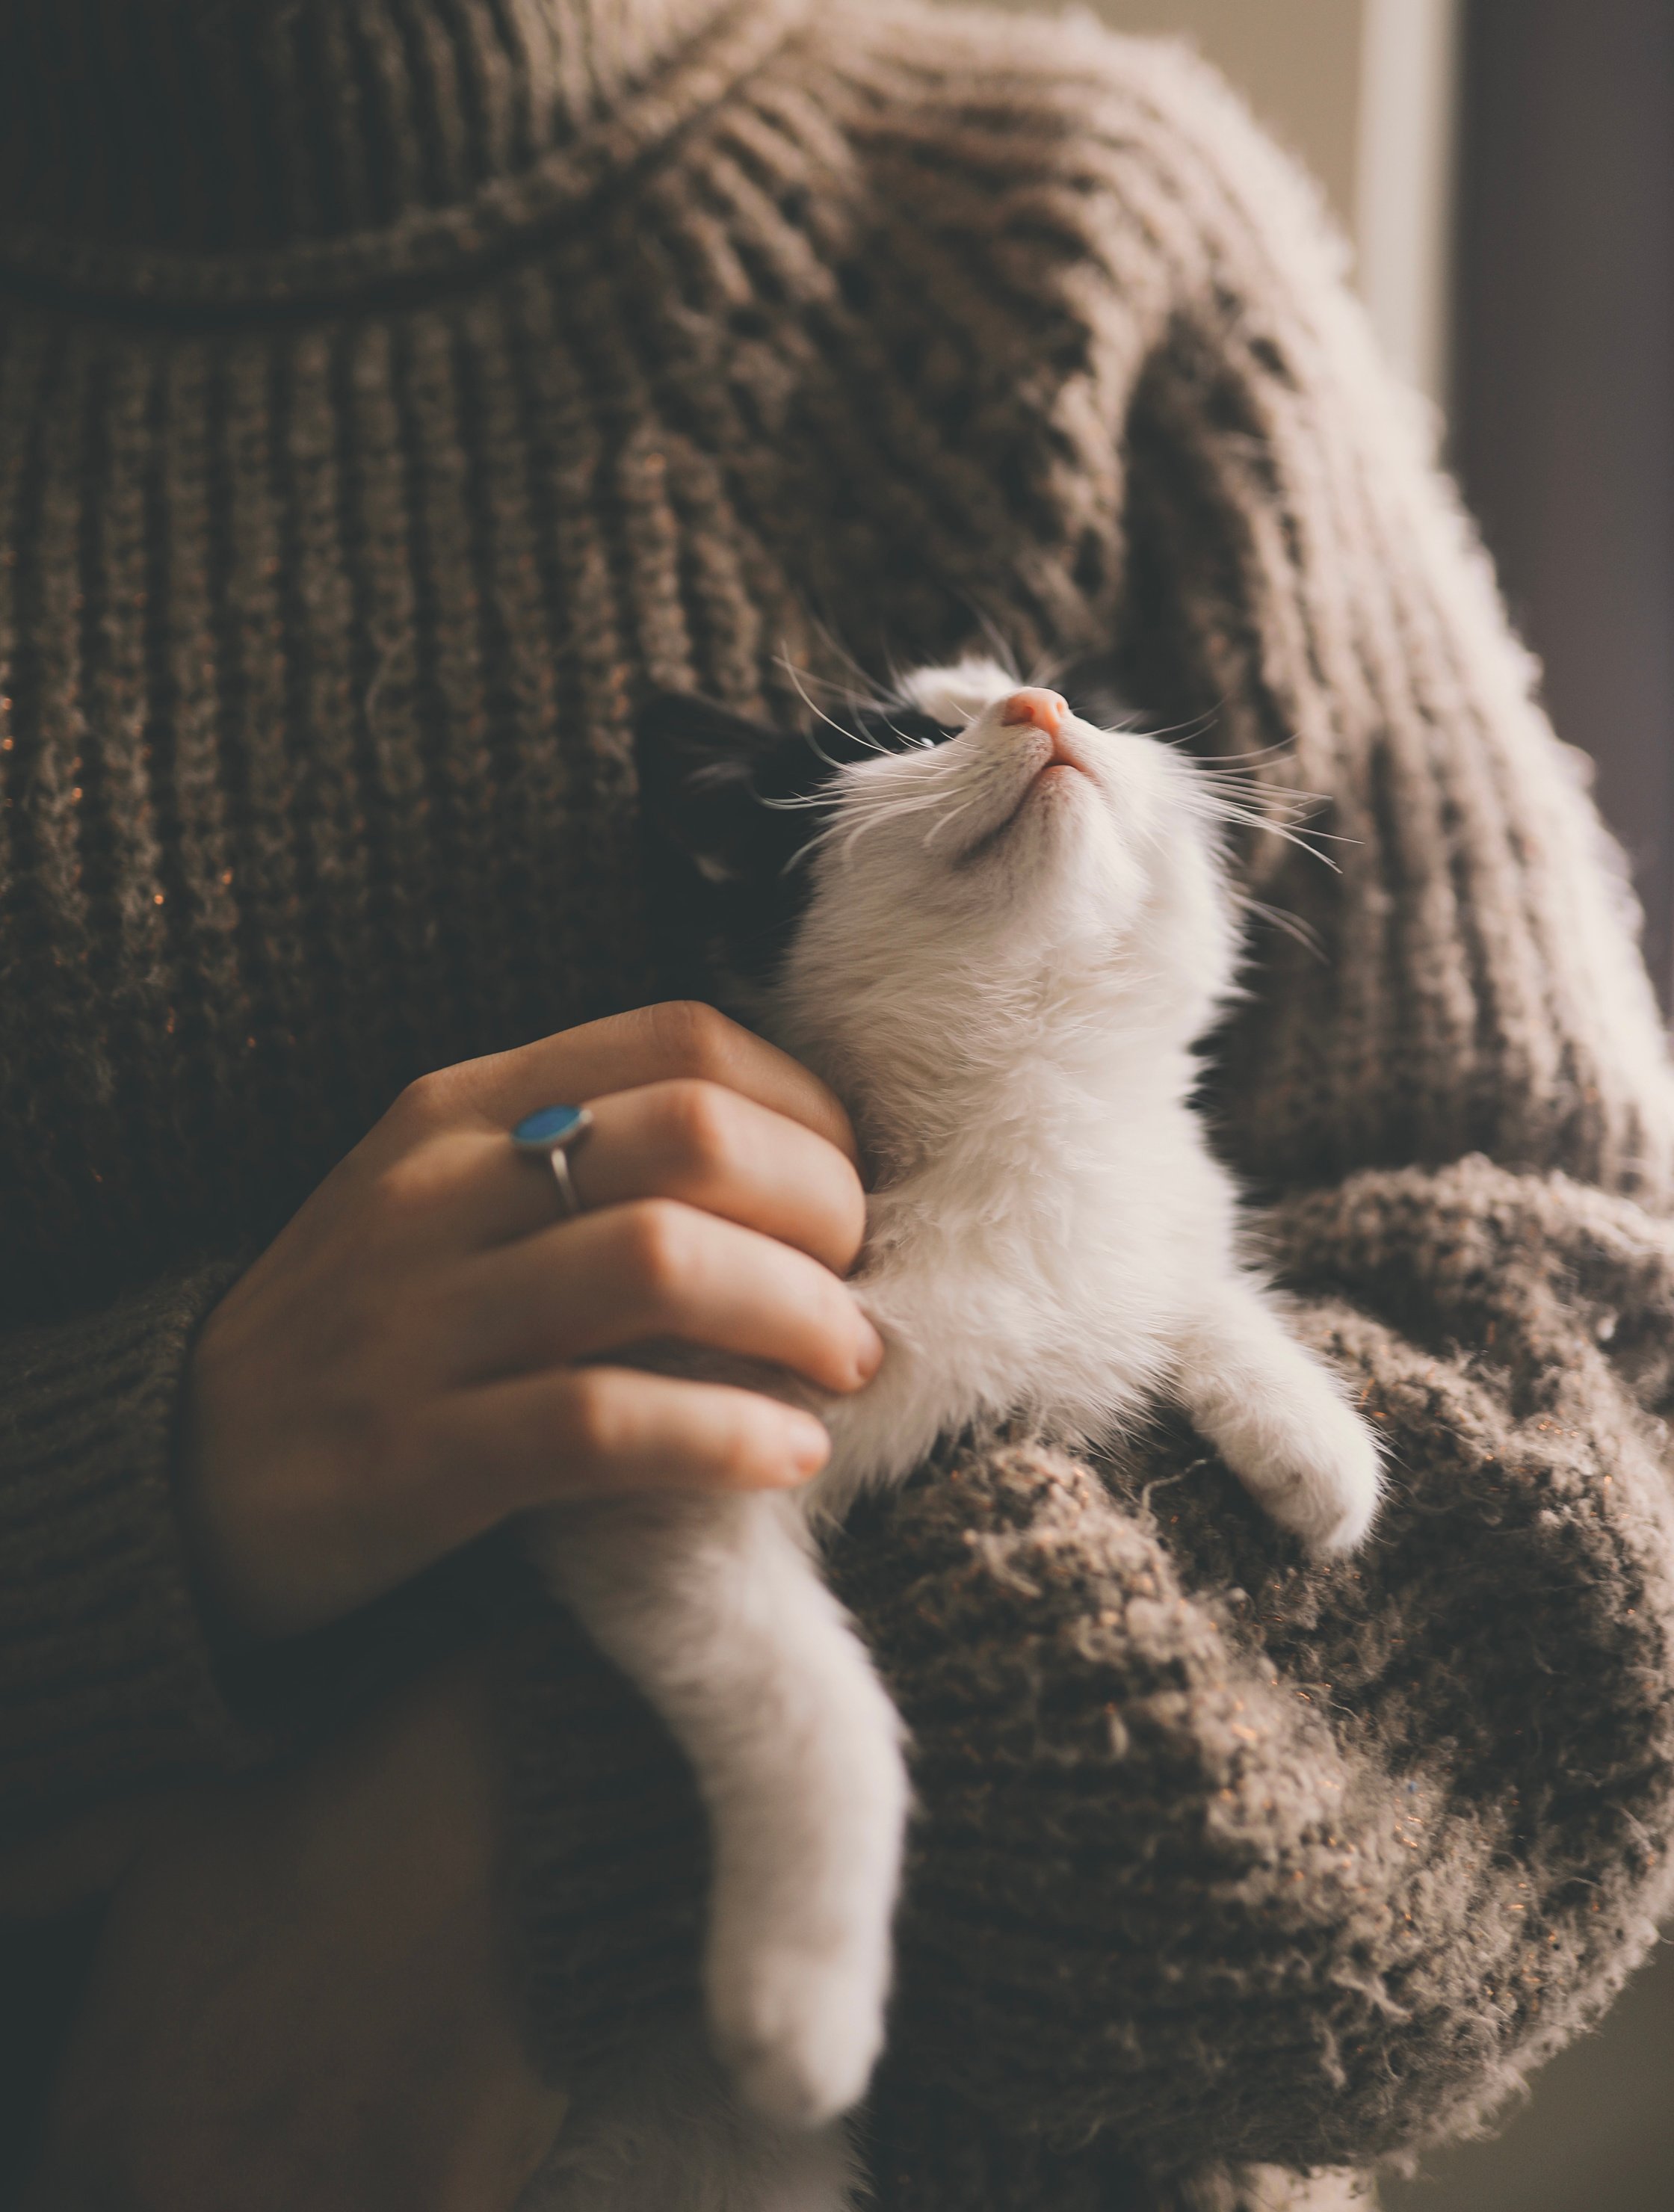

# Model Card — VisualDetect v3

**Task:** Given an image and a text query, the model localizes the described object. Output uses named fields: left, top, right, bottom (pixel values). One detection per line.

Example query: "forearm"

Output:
left=22, top=1647, right=569, bottom=2212
left=0, top=1261, right=263, bottom=1859
left=817, top=1156, right=1674, bottom=2185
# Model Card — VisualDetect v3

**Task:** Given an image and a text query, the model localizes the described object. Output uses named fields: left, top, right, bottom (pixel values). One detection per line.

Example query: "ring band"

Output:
left=511, top=1104, right=594, bottom=1220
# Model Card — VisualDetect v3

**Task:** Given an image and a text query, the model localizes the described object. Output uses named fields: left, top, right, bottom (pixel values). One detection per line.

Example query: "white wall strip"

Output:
left=1355, top=0, right=1463, bottom=404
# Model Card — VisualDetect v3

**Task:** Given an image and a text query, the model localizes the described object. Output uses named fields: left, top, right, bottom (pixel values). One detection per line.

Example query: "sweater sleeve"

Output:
left=498, top=1158, right=1674, bottom=2199
left=836, top=1158, right=1674, bottom=2193
left=0, top=1262, right=268, bottom=1849
left=1079, top=31, right=1674, bottom=1202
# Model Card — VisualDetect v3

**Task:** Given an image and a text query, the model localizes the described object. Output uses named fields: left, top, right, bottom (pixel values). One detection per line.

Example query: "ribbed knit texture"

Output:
left=0, top=1263, right=250, bottom=1821
left=4, top=4, right=1674, bottom=2205
left=0, top=0, right=747, bottom=256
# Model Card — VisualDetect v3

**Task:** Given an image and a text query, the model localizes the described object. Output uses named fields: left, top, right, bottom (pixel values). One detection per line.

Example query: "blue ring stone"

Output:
left=512, top=1103, right=590, bottom=1151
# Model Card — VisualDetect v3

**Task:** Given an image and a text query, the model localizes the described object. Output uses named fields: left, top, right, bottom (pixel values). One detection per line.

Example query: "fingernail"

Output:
left=854, top=1317, right=886, bottom=1382
left=783, top=1414, right=831, bottom=1478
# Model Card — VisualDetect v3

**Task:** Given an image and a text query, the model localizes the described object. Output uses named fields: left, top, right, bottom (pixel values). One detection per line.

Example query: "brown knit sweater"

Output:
left=4, top=3, right=1674, bottom=2207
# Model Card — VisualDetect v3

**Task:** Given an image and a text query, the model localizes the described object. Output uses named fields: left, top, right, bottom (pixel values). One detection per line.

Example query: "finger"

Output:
left=420, top=1368, right=831, bottom=1543
left=439, top=1199, right=883, bottom=1394
left=412, top=1081, right=868, bottom=1273
left=395, top=1001, right=858, bottom=1167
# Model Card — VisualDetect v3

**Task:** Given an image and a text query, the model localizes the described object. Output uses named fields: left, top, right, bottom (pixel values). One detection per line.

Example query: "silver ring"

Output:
left=546, top=1143, right=581, bottom=1218
left=510, top=1105, right=594, bottom=1220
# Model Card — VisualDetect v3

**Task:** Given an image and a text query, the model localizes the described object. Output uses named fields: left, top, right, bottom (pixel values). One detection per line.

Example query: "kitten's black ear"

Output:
left=634, top=691, right=787, bottom=885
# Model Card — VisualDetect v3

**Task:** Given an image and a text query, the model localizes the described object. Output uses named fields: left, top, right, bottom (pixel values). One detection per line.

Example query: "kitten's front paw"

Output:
left=1185, top=1294, right=1384, bottom=1553
left=1231, top=1375, right=1382, bottom=1554
left=708, top=1929, right=887, bottom=2128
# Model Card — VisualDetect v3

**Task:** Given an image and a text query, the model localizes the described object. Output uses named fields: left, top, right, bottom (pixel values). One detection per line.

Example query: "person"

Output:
left=4, top=2, right=1674, bottom=2207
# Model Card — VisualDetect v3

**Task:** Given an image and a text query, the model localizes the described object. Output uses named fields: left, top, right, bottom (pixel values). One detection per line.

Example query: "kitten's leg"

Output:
left=1176, top=1282, right=1381, bottom=1552
left=521, top=2016, right=862, bottom=2212
left=528, top=1492, right=909, bottom=2128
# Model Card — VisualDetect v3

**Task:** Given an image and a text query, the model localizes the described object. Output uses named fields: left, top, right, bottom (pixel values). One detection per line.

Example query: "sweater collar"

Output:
left=0, top=0, right=803, bottom=297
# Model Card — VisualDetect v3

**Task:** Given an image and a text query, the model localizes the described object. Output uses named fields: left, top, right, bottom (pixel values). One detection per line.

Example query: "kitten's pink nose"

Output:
left=999, top=688, right=1068, bottom=738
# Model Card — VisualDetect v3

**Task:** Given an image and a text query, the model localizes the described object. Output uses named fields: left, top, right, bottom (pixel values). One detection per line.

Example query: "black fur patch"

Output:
left=635, top=693, right=956, bottom=988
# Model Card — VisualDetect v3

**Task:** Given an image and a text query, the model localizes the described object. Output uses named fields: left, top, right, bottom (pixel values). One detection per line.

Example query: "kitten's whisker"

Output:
left=877, top=711, right=962, bottom=750
left=847, top=724, right=896, bottom=758
left=780, top=628, right=879, bottom=703
left=759, top=787, right=835, bottom=813
left=1187, top=783, right=1338, bottom=828
left=1212, top=818, right=1345, bottom=873
left=1198, top=778, right=1320, bottom=807
left=1193, top=766, right=1323, bottom=806
left=921, top=794, right=985, bottom=850
left=1203, top=794, right=1324, bottom=830
left=850, top=785, right=964, bottom=835
left=1238, top=896, right=1328, bottom=962
left=1194, top=741, right=1302, bottom=764
left=945, top=599, right=1019, bottom=682
left=857, top=782, right=974, bottom=838
left=785, top=826, right=841, bottom=874
left=1143, top=706, right=1229, bottom=747
left=780, top=658, right=868, bottom=765
left=798, top=779, right=968, bottom=866
left=1102, top=689, right=1235, bottom=747
left=788, top=817, right=857, bottom=865
left=798, top=723, right=851, bottom=774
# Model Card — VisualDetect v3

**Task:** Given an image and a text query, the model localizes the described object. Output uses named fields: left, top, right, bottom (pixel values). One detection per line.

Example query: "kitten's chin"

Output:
left=956, top=758, right=1095, bottom=869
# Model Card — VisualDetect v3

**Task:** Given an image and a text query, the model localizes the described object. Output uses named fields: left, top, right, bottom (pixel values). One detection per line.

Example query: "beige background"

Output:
left=1084, top=0, right=1458, bottom=402
left=1090, top=0, right=1365, bottom=221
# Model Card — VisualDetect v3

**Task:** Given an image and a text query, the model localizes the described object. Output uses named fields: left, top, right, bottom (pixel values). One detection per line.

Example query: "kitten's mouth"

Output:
left=956, top=733, right=1094, bottom=863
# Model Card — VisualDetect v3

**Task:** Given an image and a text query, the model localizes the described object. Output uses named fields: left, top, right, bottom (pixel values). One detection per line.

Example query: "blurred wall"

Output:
left=1089, top=0, right=1364, bottom=227
left=1450, top=0, right=1674, bottom=1004
left=1087, top=0, right=1459, bottom=402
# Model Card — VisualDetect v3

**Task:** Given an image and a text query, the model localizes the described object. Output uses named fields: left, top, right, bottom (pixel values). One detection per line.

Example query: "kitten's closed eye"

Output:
left=841, top=706, right=958, bottom=755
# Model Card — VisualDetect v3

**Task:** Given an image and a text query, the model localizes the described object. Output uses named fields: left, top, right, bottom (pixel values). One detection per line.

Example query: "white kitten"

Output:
left=523, top=660, right=1380, bottom=2211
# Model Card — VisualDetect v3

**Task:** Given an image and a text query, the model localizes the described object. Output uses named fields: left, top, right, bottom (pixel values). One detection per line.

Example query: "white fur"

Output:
left=525, top=660, right=1380, bottom=2209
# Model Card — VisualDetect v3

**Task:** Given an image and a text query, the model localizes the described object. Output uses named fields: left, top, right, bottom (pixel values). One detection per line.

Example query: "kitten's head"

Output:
left=637, top=658, right=1241, bottom=1087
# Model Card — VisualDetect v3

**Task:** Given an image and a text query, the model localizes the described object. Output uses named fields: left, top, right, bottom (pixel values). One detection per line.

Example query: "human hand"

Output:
left=23, top=1654, right=566, bottom=2212
left=182, top=1001, right=877, bottom=1642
